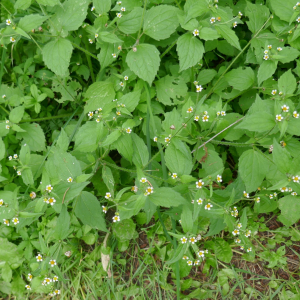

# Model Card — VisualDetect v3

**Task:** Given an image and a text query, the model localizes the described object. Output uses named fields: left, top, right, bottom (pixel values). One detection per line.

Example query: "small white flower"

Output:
left=187, top=107, right=193, bottom=113
left=112, top=53, right=117, bottom=58
left=293, top=111, right=299, bottom=118
left=25, top=285, right=31, bottom=290
left=17, top=171, right=21, bottom=176
left=67, top=177, right=73, bottom=183
left=202, top=115, right=209, bottom=122
left=28, top=274, right=33, bottom=281
left=8, top=156, right=12, bottom=160
left=194, top=260, right=200, bottom=266
left=277, top=47, right=282, bottom=51
left=281, top=105, right=289, bottom=112
left=105, top=192, right=111, bottom=199
left=221, top=111, right=226, bottom=116
left=88, top=39, right=93, bottom=44
left=243, top=191, right=249, bottom=198
left=36, top=254, right=43, bottom=262
left=48, top=197, right=56, bottom=205
left=198, top=250, right=205, bottom=257
left=124, top=76, right=128, bottom=81
left=171, top=173, right=177, bottom=179
left=165, top=137, right=171, bottom=143
left=205, top=203, right=213, bottom=210
left=232, top=229, right=239, bottom=236
left=12, top=217, right=19, bottom=225
left=113, top=215, right=120, bottom=223
left=91, top=6, right=95, bottom=11
left=6, top=19, right=12, bottom=26
left=263, top=54, right=269, bottom=60
left=95, top=33, right=99, bottom=38
left=233, top=22, right=237, bottom=28
left=182, top=255, right=189, bottom=260
left=194, top=115, right=199, bottom=121
left=196, top=85, right=203, bottom=92
left=240, top=246, right=244, bottom=250
left=237, top=223, right=242, bottom=229
left=189, top=237, right=196, bottom=244
left=255, top=197, right=260, bottom=203
left=120, top=81, right=124, bottom=87
left=272, top=90, right=277, bottom=96
left=293, top=175, right=300, bottom=183
left=13, top=154, right=18, bottom=159
left=247, top=247, right=252, bottom=252
left=196, top=179, right=204, bottom=189
left=88, top=111, right=94, bottom=118
left=291, top=192, right=298, bottom=196
left=46, top=185, right=53, bottom=192
left=235, top=238, right=241, bottom=243
left=217, top=175, right=222, bottom=183
left=181, top=236, right=187, bottom=244
left=238, top=11, right=243, bottom=17
left=268, top=45, right=272, bottom=49
left=102, top=206, right=107, bottom=213
left=29, top=192, right=36, bottom=199
left=280, top=187, right=288, bottom=192
left=153, top=136, right=157, bottom=142
left=245, top=230, right=251, bottom=237
left=140, top=177, right=147, bottom=183
left=117, top=13, right=122, bottom=18
left=197, top=198, right=203, bottom=205
left=187, top=260, right=193, bottom=266
left=276, top=114, right=283, bottom=121
left=117, top=1, right=122, bottom=4
left=126, top=127, right=132, bottom=134
left=210, top=17, right=216, bottom=23
left=193, top=29, right=199, bottom=36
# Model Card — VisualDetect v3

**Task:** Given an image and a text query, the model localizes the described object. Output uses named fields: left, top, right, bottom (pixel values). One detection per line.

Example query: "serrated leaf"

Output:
left=165, top=139, right=193, bottom=175
left=176, top=33, right=204, bottom=72
left=16, top=123, right=46, bottom=151
left=155, top=75, right=188, bottom=105
left=94, top=0, right=111, bottom=14
left=213, top=238, right=232, bottom=263
left=15, top=0, right=32, bottom=10
left=245, top=2, right=269, bottom=33
left=257, top=60, right=278, bottom=85
left=278, top=195, right=300, bottom=226
left=272, top=138, right=291, bottom=174
left=117, top=7, right=143, bottom=34
left=84, top=81, right=115, bottom=113
left=113, top=134, right=133, bottom=163
left=239, top=149, right=270, bottom=192
left=42, top=39, right=73, bottom=77
left=184, top=0, right=209, bottom=22
left=181, top=205, right=193, bottom=233
left=97, top=42, right=116, bottom=69
left=18, top=14, right=49, bottom=32
left=9, top=106, right=24, bottom=123
left=102, top=166, right=114, bottom=195
left=235, top=112, right=275, bottom=132
left=51, top=0, right=89, bottom=34
left=126, top=44, right=160, bottom=85
left=199, top=27, right=220, bottom=40
left=120, top=91, right=141, bottom=112
left=75, top=191, right=107, bottom=232
left=215, top=24, right=241, bottom=50
left=99, top=32, right=122, bottom=43
left=54, top=204, right=70, bottom=240
left=102, top=130, right=122, bottom=147
left=143, top=5, right=179, bottom=40
left=149, top=187, right=186, bottom=207
left=132, top=133, right=149, bottom=167
left=270, top=0, right=295, bottom=22
left=278, top=69, right=296, bottom=95
left=197, top=69, right=217, bottom=85
left=224, top=67, right=255, bottom=91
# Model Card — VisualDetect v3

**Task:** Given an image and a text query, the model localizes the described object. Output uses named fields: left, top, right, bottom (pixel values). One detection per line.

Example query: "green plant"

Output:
left=1, top=0, right=300, bottom=298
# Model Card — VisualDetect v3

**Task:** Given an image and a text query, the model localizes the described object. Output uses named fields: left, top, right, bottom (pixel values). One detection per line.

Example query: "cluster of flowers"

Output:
left=112, top=45, right=122, bottom=58
left=263, top=45, right=282, bottom=60
left=116, top=2, right=125, bottom=18
left=7, top=153, right=22, bottom=175
left=87, top=108, right=103, bottom=123
left=232, top=223, right=252, bottom=251
left=274, top=103, right=299, bottom=122
left=293, top=2, right=300, bottom=10
left=119, top=75, right=129, bottom=88
left=230, top=206, right=239, bottom=217
left=5, top=20, right=17, bottom=43
left=183, top=249, right=209, bottom=266
left=25, top=257, right=60, bottom=295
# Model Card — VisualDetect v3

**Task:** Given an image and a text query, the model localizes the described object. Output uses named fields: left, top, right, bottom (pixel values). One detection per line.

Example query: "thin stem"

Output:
left=0, top=47, right=6, bottom=86
left=160, top=39, right=178, bottom=59
left=137, top=0, right=148, bottom=40
left=19, top=113, right=73, bottom=123
left=0, top=104, right=9, bottom=115
left=71, top=42, right=98, bottom=60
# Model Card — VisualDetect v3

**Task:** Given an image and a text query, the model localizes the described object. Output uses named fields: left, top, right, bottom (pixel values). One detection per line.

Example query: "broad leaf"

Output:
left=257, top=59, right=278, bottom=85
left=19, top=14, right=49, bottom=32
left=126, top=44, right=160, bottom=85
left=149, top=187, right=186, bottom=207
left=117, top=7, right=143, bottom=34
left=94, top=0, right=111, bottom=14
left=272, top=138, right=292, bottom=174
left=215, top=25, right=241, bottom=50
left=177, top=33, right=204, bottom=72
left=225, top=67, right=255, bottom=91
left=278, top=69, right=296, bottom=95
left=54, top=204, right=70, bottom=240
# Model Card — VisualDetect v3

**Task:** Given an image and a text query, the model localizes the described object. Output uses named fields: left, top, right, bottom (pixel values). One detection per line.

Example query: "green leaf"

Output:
left=99, top=32, right=122, bottom=43
left=36, top=0, right=59, bottom=5
left=1, top=263, right=12, bottom=283
left=75, top=191, right=107, bottom=232
left=270, top=0, right=295, bottom=22
left=9, top=106, right=24, bottom=123
left=155, top=75, right=188, bottom=105
left=215, top=25, right=241, bottom=50
left=278, top=47, right=300, bottom=64
left=84, top=81, right=115, bottom=113
left=245, top=2, right=269, bottom=33
left=224, top=67, right=255, bottom=91
left=287, top=118, right=300, bottom=135
left=51, top=0, right=89, bottom=34
left=56, top=128, right=69, bottom=152
left=176, top=33, right=204, bottom=72
left=197, top=69, right=217, bottom=85
left=199, top=27, right=220, bottom=41
left=120, top=91, right=141, bottom=112
left=165, top=138, right=193, bottom=175
left=20, top=144, right=30, bottom=165
left=213, top=238, right=232, bottom=263
left=113, top=219, right=137, bottom=242
left=257, top=59, right=278, bottom=85
left=278, top=195, right=300, bottom=226
left=181, top=205, right=193, bottom=233
left=132, top=133, right=149, bottom=167
left=74, top=121, right=106, bottom=152
left=102, top=130, right=122, bottom=147
left=239, top=149, right=270, bottom=192
left=21, top=168, right=34, bottom=185
left=126, top=44, right=160, bottom=85
left=18, top=14, right=49, bottom=32
left=278, top=69, right=296, bottom=95
left=149, top=187, right=186, bottom=207
left=205, top=218, right=226, bottom=237
left=54, top=204, right=70, bottom=240
left=0, top=238, right=23, bottom=265
left=235, top=112, right=275, bottom=132
left=42, top=39, right=73, bottom=77
left=97, top=42, right=116, bottom=69
left=94, top=0, right=111, bottom=14
left=0, top=138, right=5, bottom=161
left=15, top=0, right=32, bottom=10
left=143, top=5, right=179, bottom=41
left=16, top=123, right=46, bottom=151
left=102, top=166, right=114, bottom=194
left=113, top=134, right=133, bottom=163
left=166, top=243, right=188, bottom=264
left=184, top=0, right=209, bottom=22
left=117, top=7, right=143, bottom=34
left=272, top=139, right=291, bottom=174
